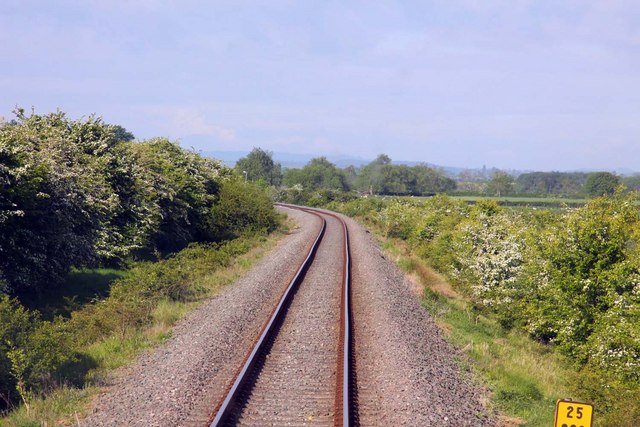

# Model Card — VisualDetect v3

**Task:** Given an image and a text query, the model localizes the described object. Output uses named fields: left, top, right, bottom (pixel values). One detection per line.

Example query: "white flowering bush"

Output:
left=0, top=110, right=269, bottom=295
left=334, top=194, right=640, bottom=418
left=0, top=110, right=118, bottom=291
left=588, top=302, right=640, bottom=381
left=450, top=201, right=527, bottom=326
left=378, top=199, right=423, bottom=239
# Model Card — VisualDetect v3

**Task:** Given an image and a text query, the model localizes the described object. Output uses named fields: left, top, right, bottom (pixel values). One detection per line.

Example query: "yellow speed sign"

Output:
left=554, top=399, right=594, bottom=427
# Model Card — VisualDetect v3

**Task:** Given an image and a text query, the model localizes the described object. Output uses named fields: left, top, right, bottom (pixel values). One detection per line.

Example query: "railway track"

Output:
left=208, top=204, right=354, bottom=427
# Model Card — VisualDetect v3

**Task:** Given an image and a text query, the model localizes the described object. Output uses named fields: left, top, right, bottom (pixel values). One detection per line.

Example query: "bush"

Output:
left=330, top=194, right=640, bottom=421
left=1, top=295, right=37, bottom=409
left=524, top=195, right=640, bottom=359
left=0, top=296, right=74, bottom=411
left=207, top=179, right=279, bottom=242
left=378, top=199, right=422, bottom=239
left=0, top=111, right=236, bottom=295
left=450, top=203, right=527, bottom=327
left=0, top=235, right=266, bottom=412
left=130, top=138, right=229, bottom=254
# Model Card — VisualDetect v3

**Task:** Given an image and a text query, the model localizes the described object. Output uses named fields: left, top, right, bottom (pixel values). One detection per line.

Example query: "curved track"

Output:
left=208, top=205, right=354, bottom=427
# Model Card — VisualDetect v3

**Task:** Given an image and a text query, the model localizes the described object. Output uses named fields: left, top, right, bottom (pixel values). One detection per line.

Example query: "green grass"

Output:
left=84, top=330, right=170, bottom=376
left=428, top=290, right=572, bottom=426
left=0, top=386, right=96, bottom=427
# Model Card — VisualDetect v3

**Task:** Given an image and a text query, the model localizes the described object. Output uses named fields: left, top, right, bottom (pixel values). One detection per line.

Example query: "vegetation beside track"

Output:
left=384, top=238, right=571, bottom=426
left=0, top=110, right=283, bottom=424
left=0, top=227, right=287, bottom=426
left=328, top=194, right=640, bottom=426
left=448, top=195, right=587, bottom=208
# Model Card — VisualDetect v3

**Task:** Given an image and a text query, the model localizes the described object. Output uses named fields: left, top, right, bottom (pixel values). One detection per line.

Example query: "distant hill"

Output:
left=201, top=150, right=637, bottom=178
left=201, top=150, right=368, bottom=169
left=201, top=150, right=465, bottom=176
left=574, top=167, right=638, bottom=176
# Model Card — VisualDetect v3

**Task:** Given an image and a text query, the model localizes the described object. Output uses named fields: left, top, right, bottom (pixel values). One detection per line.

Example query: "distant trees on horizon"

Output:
left=237, top=149, right=456, bottom=196
left=235, top=148, right=635, bottom=199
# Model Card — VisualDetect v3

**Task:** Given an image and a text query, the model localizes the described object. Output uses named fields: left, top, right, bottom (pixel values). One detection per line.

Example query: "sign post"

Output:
left=554, top=399, right=594, bottom=427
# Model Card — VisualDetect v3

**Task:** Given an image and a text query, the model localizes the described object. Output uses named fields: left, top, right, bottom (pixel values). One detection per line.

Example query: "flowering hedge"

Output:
left=0, top=110, right=278, bottom=295
left=330, top=193, right=640, bottom=405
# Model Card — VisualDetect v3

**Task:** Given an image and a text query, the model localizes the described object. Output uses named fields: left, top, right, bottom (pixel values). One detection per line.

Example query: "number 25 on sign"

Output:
left=554, top=399, right=594, bottom=427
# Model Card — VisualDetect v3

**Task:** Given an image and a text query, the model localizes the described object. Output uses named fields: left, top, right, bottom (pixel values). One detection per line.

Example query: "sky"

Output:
left=1, top=0, right=639, bottom=171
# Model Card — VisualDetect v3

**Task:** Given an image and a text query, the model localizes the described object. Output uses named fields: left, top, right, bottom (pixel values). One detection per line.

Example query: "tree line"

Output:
left=235, top=149, right=456, bottom=196
left=0, top=110, right=277, bottom=297
left=237, top=148, right=636, bottom=200
left=482, top=170, right=628, bottom=198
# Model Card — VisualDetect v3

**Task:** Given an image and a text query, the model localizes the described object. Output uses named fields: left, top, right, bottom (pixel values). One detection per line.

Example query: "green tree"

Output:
left=516, top=172, right=589, bottom=196
left=0, top=110, right=237, bottom=294
left=207, top=178, right=279, bottom=241
left=413, top=165, right=456, bottom=194
left=623, top=175, right=640, bottom=192
left=354, top=154, right=391, bottom=194
left=584, top=172, right=620, bottom=197
left=354, top=155, right=455, bottom=195
left=343, top=165, right=358, bottom=189
left=109, top=125, right=135, bottom=142
left=283, top=157, right=349, bottom=191
left=0, top=110, right=119, bottom=293
left=486, top=171, right=515, bottom=197
left=235, top=147, right=282, bottom=186
left=0, top=109, right=282, bottom=296
left=131, top=138, right=227, bottom=254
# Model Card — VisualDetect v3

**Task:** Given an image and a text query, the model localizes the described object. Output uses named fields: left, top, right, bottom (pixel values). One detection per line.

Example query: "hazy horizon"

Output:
left=205, top=148, right=638, bottom=175
left=2, top=1, right=639, bottom=171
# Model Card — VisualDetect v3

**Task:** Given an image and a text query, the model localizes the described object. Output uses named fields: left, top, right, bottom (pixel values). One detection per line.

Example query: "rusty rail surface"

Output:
left=322, top=208, right=352, bottom=427
left=208, top=204, right=353, bottom=426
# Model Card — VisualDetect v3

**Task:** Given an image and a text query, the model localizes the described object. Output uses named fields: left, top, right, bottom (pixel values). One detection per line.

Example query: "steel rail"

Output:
left=208, top=204, right=353, bottom=426
left=323, top=209, right=352, bottom=427
left=209, top=206, right=326, bottom=426
left=286, top=205, right=353, bottom=427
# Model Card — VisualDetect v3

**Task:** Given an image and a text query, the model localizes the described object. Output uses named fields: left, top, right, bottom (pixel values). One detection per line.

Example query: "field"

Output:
left=449, top=195, right=587, bottom=207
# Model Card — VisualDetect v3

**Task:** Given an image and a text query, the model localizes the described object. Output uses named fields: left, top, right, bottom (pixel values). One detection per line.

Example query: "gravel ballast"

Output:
left=85, top=207, right=494, bottom=426
left=230, top=213, right=344, bottom=426
left=85, top=209, right=321, bottom=426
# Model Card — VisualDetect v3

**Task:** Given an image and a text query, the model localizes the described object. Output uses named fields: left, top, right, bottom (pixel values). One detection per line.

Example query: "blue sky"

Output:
left=1, top=0, right=639, bottom=171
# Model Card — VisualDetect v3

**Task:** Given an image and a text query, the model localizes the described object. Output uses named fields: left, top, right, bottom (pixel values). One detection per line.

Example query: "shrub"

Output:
left=331, top=194, right=640, bottom=419
left=450, top=203, right=527, bottom=327
left=0, top=296, right=74, bottom=411
left=0, top=110, right=236, bottom=295
left=206, top=178, right=279, bottom=242
left=1, top=295, right=38, bottom=409
left=378, top=199, right=422, bottom=239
